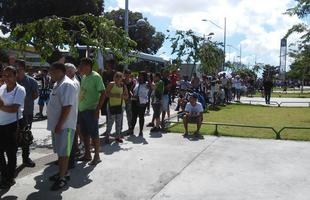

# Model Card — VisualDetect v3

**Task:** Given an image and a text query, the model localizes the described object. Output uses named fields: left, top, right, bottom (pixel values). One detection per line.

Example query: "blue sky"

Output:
left=105, top=0, right=308, bottom=69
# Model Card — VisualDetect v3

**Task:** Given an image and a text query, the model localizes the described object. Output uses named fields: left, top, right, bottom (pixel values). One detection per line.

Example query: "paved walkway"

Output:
left=1, top=102, right=310, bottom=199
left=3, top=135, right=310, bottom=200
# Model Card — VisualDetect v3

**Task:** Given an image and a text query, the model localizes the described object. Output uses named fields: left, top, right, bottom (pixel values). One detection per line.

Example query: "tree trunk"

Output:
left=301, top=66, right=307, bottom=94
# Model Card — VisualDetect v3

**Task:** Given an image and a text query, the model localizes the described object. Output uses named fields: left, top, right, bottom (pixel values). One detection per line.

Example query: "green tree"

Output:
left=0, top=14, right=135, bottom=64
left=105, top=9, right=165, bottom=54
left=0, top=0, right=104, bottom=33
left=262, top=65, right=279, bottom=79
left=199, top=41, right=224, bottom=74
left=286, top=0, right=310, bottom=92
left=169, top=30, right=203, bottom=76
left=234, top=68, right=257, bottom=79
left=285, top=0, right=310, bottom=46
left=169, top=30, right=224, bottom=76
left=287, top=44, right=310, bottom=92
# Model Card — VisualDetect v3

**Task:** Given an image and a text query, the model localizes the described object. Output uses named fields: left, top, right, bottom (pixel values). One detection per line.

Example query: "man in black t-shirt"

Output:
left=101, top=60, right=116, bottom=87
left=263, top=77, right=273, bottom=104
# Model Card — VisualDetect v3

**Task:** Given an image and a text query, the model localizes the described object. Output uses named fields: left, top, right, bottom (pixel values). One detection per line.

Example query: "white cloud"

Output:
left=114, top=0, right=301, bottom=67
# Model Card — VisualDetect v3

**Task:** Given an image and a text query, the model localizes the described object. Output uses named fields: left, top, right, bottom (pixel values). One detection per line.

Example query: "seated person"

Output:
left=183, top=93, right=204, bottom=136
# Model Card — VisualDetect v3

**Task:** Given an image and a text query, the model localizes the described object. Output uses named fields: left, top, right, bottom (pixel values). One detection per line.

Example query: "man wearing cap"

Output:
left=183, top=93, right=204, bottom=137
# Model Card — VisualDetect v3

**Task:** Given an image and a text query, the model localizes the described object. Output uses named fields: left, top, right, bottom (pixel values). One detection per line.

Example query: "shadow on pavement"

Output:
left=183, top=134, right=204, bottom=141
left=126, top=135, right=148, bottom=145
left=149, top=131, right=163, bottom=138
left=100, top=142, right=133, bottom=155
left=25, top=162, right=95, bottom=200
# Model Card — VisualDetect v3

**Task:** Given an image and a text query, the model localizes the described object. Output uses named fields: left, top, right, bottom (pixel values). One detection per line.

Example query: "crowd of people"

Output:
left=0, top=55, right=277, bottom=191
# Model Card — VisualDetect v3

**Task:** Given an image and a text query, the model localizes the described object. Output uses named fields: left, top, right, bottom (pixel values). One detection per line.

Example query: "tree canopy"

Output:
left=285, top=0, right=310, bottom=80
left=168, top=29, right=224, bottom=75
left=287, top=44, right=310, bottom=80
left=0, top=0, right=104, bottom=33
left=105, top=9, right=165, bottom=54
left=0, top=14, right=135, bottom=63
left=285, top=0, right=310, bottom=46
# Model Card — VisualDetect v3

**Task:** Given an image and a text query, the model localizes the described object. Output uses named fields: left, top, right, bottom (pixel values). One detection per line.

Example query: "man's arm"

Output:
left=32, top=79, right=39, bottom=100
left=94, top=76, right=107, bottom=119
left=95, top=90, right=106, bottom=120
left=55, top=105, right=72, bottom=134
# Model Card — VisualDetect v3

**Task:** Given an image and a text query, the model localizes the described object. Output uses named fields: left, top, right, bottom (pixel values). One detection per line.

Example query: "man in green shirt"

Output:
left=78, top=58, right=105, bottom=166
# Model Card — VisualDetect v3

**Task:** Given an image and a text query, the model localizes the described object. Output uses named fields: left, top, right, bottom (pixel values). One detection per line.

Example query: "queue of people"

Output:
left=0, top=55, right=276, bottom=191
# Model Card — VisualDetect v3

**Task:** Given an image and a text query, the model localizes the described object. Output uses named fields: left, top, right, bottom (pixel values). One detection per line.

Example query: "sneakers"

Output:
left=23, top=158, right=36, bottom=168
left=139, top=132, right=143, bottom=137
left=50, top=178, right=67, bottom=191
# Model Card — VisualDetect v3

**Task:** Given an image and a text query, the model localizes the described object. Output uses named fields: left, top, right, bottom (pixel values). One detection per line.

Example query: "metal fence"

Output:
left=164, top=112, right=310, bottom=140
left=241, top=100, right=310, bottom=107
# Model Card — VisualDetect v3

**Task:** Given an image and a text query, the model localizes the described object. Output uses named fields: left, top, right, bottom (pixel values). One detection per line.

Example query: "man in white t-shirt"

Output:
left=47, top=62, right=78, bottom=191
left=183, top=93, right=204, bottom=137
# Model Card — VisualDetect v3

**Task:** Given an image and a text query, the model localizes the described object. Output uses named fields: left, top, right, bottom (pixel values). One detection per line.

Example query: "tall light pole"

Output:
left=224, top=17, right=226, bottom=71
left=124, top=0, right=129, bottom=70
left=202, top=17, right=227, bottom=71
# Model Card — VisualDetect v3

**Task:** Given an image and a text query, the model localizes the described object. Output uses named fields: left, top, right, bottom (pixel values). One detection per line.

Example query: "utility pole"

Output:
left=223, top=17, right=226, bottom=71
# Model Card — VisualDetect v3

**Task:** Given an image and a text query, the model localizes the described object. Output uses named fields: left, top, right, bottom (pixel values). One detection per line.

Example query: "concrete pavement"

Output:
left=2, top=103, right=310, bottom=199
left=2, top=135, right=310, bottom=200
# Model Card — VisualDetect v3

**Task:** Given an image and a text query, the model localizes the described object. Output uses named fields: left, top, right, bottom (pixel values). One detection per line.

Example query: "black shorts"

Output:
left=79, top=110, right=99, bottom=139
left=152, top=103, right=161, bottom=118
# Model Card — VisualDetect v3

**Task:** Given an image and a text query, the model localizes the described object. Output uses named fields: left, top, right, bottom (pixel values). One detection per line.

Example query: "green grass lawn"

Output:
left=168, top=104, right=310, bottom=141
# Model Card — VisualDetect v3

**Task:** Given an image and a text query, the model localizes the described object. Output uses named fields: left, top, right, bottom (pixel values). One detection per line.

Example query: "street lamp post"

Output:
left=123, top=0, right=146, bottom=70
left=124, top=0, right=129, bottom=70
left=202, top=17, right=226, bottom=71
left=125, top=0, right=129, bottom=34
